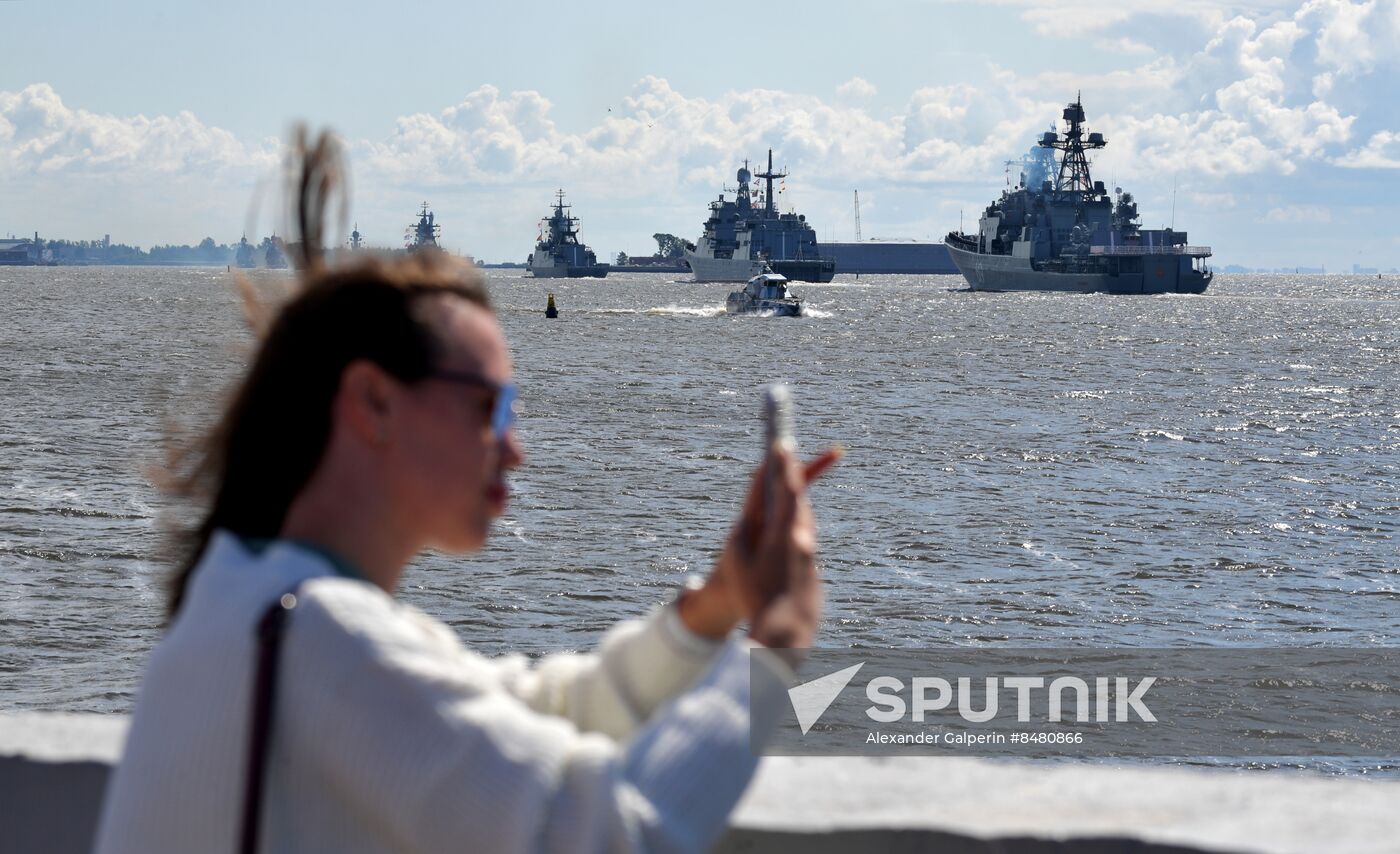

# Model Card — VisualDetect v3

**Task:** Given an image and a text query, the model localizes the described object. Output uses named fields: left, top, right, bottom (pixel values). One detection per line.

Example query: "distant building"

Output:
left=0, top=234, right=48, bottom=266
left=1353, top=263, right=1380, bottom=274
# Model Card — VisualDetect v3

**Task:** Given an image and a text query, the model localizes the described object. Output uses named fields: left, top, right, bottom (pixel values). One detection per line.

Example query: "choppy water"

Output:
left=2, top=268, right=1397, bottom=746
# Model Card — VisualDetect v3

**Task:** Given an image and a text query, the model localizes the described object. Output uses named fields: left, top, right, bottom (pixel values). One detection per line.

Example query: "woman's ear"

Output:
left=337, top=359, right=396, bottom=446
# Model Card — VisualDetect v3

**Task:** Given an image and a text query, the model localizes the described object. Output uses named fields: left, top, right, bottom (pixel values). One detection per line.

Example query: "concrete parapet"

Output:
left=0, top=713, right=127, bottom=854
left=2, top=713, right=1395, bottom=854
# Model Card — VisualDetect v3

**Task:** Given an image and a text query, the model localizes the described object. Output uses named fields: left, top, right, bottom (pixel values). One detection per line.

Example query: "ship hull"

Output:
left=528, top=249, right=608, bottom=278
left=528, top=265, right=609, bottom=278
left=725, top=293, right=802, bottom=317
left=769, top=258, right=836, bottom=283
left=684, top=251, right=835, bottom=283
left=947, top=244, right=1210, bottom=294
left=684, top=251, right=764, bottom=282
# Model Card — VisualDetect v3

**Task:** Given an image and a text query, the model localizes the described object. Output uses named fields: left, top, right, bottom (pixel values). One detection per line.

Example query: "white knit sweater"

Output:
left=94, top=532, right=793, bottom=853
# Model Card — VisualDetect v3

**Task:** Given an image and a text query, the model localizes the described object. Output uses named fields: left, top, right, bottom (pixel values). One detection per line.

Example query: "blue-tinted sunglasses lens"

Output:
left=492, top=384, right=518, bottom=437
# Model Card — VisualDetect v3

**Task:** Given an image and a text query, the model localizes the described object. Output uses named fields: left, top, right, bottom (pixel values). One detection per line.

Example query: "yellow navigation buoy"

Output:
left=545, top=292, right=559, bottom=318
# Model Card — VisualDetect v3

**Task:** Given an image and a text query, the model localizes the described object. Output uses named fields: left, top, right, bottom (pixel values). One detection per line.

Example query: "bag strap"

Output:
left=239, top=583, right=304, bottom=854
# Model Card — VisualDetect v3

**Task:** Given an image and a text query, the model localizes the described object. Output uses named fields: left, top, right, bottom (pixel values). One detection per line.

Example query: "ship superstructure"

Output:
left=946, top=96, right=1212, bottom=294
left=684, top=149, right=835, bottom=283
left=528, top=190, right=608, bottom=278
left=406, top=202, right=441, bottom=251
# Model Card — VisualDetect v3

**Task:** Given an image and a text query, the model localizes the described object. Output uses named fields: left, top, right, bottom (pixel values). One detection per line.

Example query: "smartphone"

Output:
left=763, top=384, right=795, bottom=518
left=763, top=383, right=795, bottom=454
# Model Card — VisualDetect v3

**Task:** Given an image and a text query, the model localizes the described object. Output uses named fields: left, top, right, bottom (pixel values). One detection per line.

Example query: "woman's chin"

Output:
left=430, top=522, right=490, bottom=554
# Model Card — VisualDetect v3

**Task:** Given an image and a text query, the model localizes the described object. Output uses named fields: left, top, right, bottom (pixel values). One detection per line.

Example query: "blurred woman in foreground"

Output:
left=94, top=131, right=839, bottom=853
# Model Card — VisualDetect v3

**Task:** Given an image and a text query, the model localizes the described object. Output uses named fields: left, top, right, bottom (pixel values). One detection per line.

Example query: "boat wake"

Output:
left=647, top=305, right=726, bottom=317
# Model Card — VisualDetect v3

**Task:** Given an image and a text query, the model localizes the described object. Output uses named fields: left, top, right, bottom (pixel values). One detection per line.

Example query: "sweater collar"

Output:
left=235, top=535, right=369, bottom=583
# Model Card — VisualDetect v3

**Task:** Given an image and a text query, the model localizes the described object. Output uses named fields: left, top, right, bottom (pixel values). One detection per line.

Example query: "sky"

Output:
left=2, top=0, right=1399, bottom=270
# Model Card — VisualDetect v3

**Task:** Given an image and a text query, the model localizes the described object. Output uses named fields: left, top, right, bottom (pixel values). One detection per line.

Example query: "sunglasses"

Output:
left=424, top=370, right=518, bottom=438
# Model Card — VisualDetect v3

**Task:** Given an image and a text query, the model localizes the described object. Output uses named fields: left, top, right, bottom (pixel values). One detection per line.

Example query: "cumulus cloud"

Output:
left=359, top=75, right=1021, bottom=194
left=1264, top=204, right=1333, bottom=222
left=938, top=0, right=1290, bottom=36
left=1096, top=37, right=1156, bottom=55
left=0, top=83, right=275, bottom=178
left=1335, top=129, right=1400, bottom=167
left=835, top=77, right=878, bottom=102
left=5, top=0, right=1398, bottom=259
left=1304, top=0, right=1400, bottom=75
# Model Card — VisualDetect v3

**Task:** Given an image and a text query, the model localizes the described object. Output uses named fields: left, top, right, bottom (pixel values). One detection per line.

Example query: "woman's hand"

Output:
left=677, top=446, right=841, bottom=643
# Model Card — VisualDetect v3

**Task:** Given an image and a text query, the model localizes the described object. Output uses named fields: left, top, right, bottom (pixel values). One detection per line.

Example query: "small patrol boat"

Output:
left=725, top=271, right=803, bottom=317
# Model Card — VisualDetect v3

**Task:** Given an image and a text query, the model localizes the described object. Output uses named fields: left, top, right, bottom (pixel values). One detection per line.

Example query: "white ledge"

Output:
left=2, top=712, right=1397, bottom=853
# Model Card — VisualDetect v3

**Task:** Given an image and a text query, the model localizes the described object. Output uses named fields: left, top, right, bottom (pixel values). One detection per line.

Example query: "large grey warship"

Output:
left=684, top=149, right=835, bottom=283
left=528, top=190, right=608, bottom=278
left=946, top=96, right=1212, bottom=294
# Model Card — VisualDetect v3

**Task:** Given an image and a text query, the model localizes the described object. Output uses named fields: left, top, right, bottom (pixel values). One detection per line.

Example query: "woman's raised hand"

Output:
left=677, top=446, right=841, bottom=646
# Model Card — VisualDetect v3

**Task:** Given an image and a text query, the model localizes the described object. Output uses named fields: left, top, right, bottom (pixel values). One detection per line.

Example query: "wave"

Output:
left=645, top=305, right=726, bottom=317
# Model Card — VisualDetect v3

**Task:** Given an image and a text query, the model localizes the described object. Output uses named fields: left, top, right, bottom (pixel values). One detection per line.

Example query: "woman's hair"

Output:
left=164, top=128, right=490, bottom=616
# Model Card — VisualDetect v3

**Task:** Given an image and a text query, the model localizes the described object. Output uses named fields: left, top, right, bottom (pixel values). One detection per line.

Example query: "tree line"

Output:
left=43, top=236, right=285, bottom=266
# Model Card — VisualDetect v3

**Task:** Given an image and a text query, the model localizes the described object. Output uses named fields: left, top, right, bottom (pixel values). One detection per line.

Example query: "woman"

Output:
left=94, top=132, right=838, bottom=853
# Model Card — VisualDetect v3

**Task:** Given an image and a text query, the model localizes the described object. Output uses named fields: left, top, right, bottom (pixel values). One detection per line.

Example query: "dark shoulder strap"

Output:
left=239, top=583, right=304, bottom=854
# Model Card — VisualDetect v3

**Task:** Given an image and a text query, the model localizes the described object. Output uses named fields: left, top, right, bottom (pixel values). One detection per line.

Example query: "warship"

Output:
left=406, top=202, right=441, bottom=251
left=684, top=149, right=835, bottom=283
left=263, top=236, right=288, bottom=269
left=528, top=190, right=609, bottom=278
left=946, top=96, right=1212, bottom=294
left=234, top=235, right=257, bottom=269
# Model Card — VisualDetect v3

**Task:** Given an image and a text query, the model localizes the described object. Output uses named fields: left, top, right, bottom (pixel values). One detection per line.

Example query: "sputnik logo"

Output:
left=787, top=662, right=864, bottom=734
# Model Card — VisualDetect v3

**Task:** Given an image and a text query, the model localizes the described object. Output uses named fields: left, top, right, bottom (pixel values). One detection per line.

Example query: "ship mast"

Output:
left=754, top=148, right=787, bottom=215
left=735, top=160, right=752, bottom=212
left=1039, top=93, right=1106, bottom=195
left=552, top=189, right=580, bottom=245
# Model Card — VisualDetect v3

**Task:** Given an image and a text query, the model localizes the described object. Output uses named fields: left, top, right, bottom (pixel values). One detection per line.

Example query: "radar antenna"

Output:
left=1038, top=93, right=1106, bottom=195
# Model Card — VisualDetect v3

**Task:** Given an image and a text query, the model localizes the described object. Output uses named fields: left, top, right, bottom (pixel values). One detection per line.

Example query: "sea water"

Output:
left=2, top=269, right=1396, bottom=769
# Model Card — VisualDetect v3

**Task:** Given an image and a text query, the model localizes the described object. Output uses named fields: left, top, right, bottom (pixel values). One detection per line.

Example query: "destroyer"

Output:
left=685, top=149, right=835, bottom=283
left=528, top=190, right=609, bottom=278
left=725, top=271, right=803, bottom=317
left=946, top=96, right=1212, bottom=294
